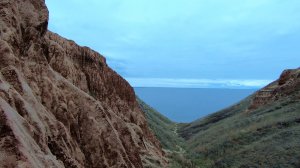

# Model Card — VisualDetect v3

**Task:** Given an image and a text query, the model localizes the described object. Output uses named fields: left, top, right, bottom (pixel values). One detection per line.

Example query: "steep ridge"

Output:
left=249, top=68, right=300, bottom=109
left=178, top=68, right=300, bottom=167
left=0, top=0, right=166, bottom=167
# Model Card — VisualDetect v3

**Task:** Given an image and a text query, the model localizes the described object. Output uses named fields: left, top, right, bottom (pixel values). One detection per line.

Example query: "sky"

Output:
left=46, top=0, right=300, bottom=88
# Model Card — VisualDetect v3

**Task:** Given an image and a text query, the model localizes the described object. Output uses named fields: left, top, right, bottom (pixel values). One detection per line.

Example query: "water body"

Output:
left=134, top=87, right=257, bottom=123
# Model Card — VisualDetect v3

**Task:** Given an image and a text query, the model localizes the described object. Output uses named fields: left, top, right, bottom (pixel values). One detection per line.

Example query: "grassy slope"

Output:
left=179, top=91, right=300, bottom=167
left=138, top=71, right=300, bottom=168
left=139, top=92, right=300, bottom=167
left=138, top=98, right=182, bottom=151
left=137, top=98, right=195, bottom=167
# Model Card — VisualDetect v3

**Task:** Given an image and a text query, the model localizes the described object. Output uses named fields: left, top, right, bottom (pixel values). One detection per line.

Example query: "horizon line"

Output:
left=132, top=86, right=259, bottom=90
left=125, top=77, right=273, bottom=89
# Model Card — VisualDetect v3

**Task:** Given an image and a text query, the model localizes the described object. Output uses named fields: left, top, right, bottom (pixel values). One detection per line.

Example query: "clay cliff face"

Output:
left=249, top=68, right=300, bottom=110
left=0, top=0, right=166, bottom=167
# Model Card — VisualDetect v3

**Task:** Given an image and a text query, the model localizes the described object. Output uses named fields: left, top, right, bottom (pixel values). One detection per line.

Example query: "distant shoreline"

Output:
left=134, top=86, right=260, bottom=90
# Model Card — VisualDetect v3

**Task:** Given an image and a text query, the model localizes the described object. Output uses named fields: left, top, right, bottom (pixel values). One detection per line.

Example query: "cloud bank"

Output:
left=126, top=78, right=272, bottom=89
left=46, top=0, right=300, bottom=88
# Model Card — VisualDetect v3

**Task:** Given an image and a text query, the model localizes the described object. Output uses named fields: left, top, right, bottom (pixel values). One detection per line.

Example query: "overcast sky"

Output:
left=46, top=0, right=300, bottom=88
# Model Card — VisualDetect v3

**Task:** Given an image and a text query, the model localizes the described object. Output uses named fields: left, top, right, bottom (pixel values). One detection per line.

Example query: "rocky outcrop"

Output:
left=0, top=0, right=166, bottom=167
left=249, top=68, right=300, bottom=110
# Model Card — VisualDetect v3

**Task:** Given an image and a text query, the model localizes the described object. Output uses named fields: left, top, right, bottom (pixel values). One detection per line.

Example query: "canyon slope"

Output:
left=0, top=0, right=166, bottom=167
left=140, top=68, right=300, bottom=168
left=178, top=68, right=300, bottom=167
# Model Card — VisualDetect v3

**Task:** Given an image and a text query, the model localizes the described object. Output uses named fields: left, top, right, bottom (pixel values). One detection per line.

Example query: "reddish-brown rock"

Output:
left=249, top=68, right=300, bottom=110
left=0, top=0, right=166, bottom=167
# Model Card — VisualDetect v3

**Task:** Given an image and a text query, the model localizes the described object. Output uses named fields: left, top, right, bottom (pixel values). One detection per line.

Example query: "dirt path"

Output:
left=173, top=123, right=186, bottom=153
left=173, top=124, right=178, bottom=135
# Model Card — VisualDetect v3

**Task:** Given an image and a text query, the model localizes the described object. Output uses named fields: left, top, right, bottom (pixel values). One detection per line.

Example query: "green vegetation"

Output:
left=137, top=98, right=194, bottom=167
left=139, top=87, right=300, bottom=167
left=138, top=98, right=183, bottom=151
left=179, top=94, right=300, bottom=167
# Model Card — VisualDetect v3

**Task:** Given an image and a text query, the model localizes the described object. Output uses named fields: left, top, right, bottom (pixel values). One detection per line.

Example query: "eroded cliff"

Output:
left=249, top=68, right=300, bottom=110
left=0, top=0, right=166, bottom=167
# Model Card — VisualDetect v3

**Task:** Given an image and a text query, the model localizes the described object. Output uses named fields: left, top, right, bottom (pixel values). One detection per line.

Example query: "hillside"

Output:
left=138, top=98, right=195, bottom=167
left=0, top=0, right=165, bottom=167
left=138, top=98, right=182, bottom=151
left=178, top=68, right=300, bottom=167
left=1, top=0, right=299, bottom=167
left=139, top=68, right=300, bottom=168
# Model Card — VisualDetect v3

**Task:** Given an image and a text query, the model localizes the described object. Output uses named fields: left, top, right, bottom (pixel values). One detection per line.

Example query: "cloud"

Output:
left=125, top=78, right=272, bottom=89
left=46, top=0, right=300, bottom=86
